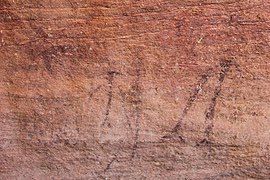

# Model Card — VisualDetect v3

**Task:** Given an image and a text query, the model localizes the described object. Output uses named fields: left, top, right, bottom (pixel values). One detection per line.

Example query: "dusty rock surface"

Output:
left=0, top=0, right=270, bottom=179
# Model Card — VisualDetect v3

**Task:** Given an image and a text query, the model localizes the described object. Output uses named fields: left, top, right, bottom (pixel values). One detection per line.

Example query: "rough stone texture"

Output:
left=0, top=0, right=270, bottom=179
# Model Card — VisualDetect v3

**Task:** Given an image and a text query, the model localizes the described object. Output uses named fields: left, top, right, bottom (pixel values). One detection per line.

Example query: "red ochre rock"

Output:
left=0, top=0, right=269, bottom=179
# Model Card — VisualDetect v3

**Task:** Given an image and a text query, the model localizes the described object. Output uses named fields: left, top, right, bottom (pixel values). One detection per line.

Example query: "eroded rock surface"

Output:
left=0, top=0, right=270, bottom=179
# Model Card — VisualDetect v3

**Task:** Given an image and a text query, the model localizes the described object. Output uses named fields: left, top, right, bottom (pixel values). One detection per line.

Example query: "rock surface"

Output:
left=0, top=0, right=270, bottom=179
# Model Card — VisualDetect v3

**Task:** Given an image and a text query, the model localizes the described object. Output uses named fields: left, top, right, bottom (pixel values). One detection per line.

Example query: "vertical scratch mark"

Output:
left=162, top=68, right=213, bottom=141
left=101, top=71, right=119, bottom=127
left=202, top=60, right=232, bottom=143
left=103, top=156, right=117, bottom=173
left=131, top=57, right=142, bottom=159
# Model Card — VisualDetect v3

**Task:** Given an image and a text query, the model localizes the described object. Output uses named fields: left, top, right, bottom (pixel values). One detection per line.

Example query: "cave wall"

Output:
left=0, top=0, right=270, bottom=179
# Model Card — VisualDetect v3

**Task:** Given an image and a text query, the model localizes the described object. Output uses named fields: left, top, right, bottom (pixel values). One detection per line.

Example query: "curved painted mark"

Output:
left=103, top=156, right=117, bottom=173
left=201, top=60, right=233, bottom=144
left=162, top=68, right=213, bottom=142
left=162, top=59, right=239, bottom=144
